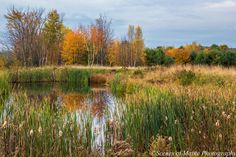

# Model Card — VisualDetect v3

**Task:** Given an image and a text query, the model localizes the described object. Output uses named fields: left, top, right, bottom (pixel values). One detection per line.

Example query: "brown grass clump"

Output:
left=90, top=74, right=107, bottom=84
left=149, top=135, right=171, bottom=156
left=108, top=140, right=134, bottom=157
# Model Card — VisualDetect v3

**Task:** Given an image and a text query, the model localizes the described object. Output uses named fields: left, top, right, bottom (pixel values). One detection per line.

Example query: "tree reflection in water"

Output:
left=11, top=83, right=118, bottom=155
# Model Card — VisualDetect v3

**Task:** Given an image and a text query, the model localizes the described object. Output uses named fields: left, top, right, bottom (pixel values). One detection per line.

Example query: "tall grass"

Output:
left=8, top=67, right=90, bottom=84
left=0, top=71, right=9, bottom=98
left=0, top=93, right=95, bottom=156
left=114, top=83, right=236, bottom=153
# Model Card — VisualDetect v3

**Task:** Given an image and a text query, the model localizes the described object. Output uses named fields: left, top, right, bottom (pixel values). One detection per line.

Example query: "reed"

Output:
left=114, top=82, right=236, bottom=153
left=0, top=93, right=95, bottom=156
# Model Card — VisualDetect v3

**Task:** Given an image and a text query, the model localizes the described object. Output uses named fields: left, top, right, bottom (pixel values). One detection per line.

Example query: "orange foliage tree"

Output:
left=61, top=30, right=87, bottom=64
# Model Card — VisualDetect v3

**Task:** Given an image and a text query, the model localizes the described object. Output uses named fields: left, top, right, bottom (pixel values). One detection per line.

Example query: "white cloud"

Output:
left=205, top=0, right=236, bottom=9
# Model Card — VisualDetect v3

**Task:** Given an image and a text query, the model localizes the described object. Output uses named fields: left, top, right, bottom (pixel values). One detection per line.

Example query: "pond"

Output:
left=6, top=82, right=121, bottom=155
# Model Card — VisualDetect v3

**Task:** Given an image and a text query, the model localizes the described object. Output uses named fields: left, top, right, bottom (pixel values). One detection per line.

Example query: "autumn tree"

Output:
left=133, top=26, right=145, bottom=66
left=94, top=15, right=113, bottom=65
left=166, top=48, right=191, bottom=64
left=87, top=25, right=100, bottom=66
left=108, top=39, right=121, bottom=66
left=127, top=25, right=135, bottom=66
left=61, top=30, right=87, bottom=64
left=5, top=7, right=45, bottom=66
left=43, top=9, right=63, bottom=65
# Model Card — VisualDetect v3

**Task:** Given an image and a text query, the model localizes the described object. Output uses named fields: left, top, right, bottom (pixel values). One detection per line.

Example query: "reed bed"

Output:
left=0, top=93, right=95, bottom=157
left=120, top=87, right=235, bottom=152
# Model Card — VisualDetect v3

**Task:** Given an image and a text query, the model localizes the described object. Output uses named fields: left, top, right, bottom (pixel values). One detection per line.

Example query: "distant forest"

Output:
left=0, top=7, right=235, bottom=68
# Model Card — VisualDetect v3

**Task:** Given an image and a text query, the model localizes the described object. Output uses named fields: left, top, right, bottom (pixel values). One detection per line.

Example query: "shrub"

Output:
left=176, top=70, right=196, bottom=86
left=194, top=52, right=208, bottom=64
left=220, top=51, right=236, bottom=66
left=163, top=56, right=175, bottom=66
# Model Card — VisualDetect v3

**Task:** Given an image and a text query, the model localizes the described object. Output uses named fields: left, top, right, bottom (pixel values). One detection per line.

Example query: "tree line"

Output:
left=1, top=7, right=235, bottom=68
left=145, top=43, right=236, bottom=66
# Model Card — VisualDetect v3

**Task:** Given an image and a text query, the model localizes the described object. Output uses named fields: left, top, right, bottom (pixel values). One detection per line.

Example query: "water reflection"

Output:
left=11, top=83, right=117, bottom=155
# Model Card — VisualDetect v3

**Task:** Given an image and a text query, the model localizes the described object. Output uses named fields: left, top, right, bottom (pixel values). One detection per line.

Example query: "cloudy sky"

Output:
left=0, top=0, right=236, bottom=47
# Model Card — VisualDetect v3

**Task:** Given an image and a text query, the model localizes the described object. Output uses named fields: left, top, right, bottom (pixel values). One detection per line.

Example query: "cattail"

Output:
left=202, top=105, right=206, bottom=110
left=222, top=111, right=227, bottom=118
left=222, top=111, right=225, bottom=115
left=2, top=120, right=7, bottom=128
left=38, top=126, right=42, bottom=134
left=63, top=122, right=67, bottom=129
left=19, top=122, right=24, bottom=129
left=219, top=133, right=223, bottom=139
left=108, top=119, right=114, bottom=126
left=215, top=120, right=220, bottom=127
left=59, top=130, right=63, bottom=137
left=30, top=129, right=34, bottom=136
left=174, top=120, right=178, bottom=124
left=203, top=134, right=206, bottom=139
left=165, top=116, right=168, bottom=121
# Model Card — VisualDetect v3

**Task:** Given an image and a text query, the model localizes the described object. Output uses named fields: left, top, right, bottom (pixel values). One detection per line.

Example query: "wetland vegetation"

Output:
left=0, top=65, right=236, bottom=156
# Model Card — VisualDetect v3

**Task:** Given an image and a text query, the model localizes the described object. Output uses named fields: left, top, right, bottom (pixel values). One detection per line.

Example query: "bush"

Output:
left=145, top=48, right=175, bottom=66
left=145, top=48, right=164, bottom=66
left=220, top=51, right=236, bottom=66
left=163, top=56, right=175, bottom=66
left=194, top=52, right=208, bottom=64
left=176, top=70, right=196, bottom=86
left=207, top=50, right=223, bottom=65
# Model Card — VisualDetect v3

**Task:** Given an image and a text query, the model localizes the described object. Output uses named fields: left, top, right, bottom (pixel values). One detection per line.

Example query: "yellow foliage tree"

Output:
left=184, top=42, right=201, bottom=53
left=108, top=40, right=121, bottom=66
left=166, top=48, right=191, bottom=64
left=61, top=30, right=86, bottom=64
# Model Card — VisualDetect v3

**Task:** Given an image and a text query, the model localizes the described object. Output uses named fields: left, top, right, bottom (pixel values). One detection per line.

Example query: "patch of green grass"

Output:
left=0, top=71, right=9, bottom=97
left=194, top=74, right=225, bottom=87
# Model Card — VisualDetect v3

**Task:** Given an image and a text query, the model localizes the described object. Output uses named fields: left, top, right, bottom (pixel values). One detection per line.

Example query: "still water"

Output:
left=8, top=82, right=121, bottom=155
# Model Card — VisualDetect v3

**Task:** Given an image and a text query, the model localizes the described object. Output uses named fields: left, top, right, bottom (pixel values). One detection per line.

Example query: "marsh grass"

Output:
left=0, top=71, right=9, bottom=98
left=0, top=65, right=235, bottom=156
left=109, top=66, right=236, bottom=153
left=0, top=93, right=95, bottom=156
left=113, top=82, right=236, bottom=154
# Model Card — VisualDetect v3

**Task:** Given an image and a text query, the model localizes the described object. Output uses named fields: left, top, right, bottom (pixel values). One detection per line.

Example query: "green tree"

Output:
left=194, top=52, right=208, bottom=64
left=43, top=9, right=63, bottom=65
left=145, top=48, right=164, bottom=65
left=145, top=48, right=174, bottom=66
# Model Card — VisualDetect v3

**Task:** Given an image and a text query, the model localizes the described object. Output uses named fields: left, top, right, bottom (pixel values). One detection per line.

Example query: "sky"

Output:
left=0, top=0, right=236, bottom=48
